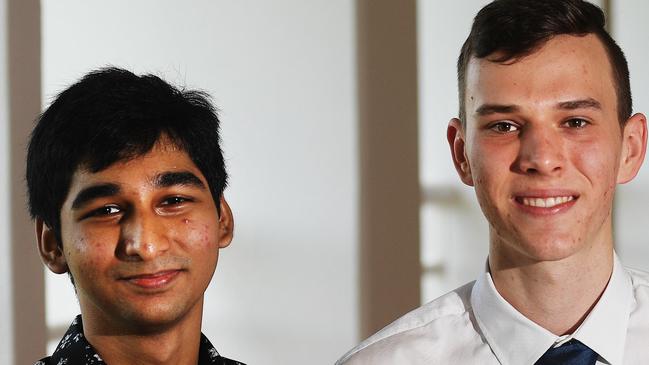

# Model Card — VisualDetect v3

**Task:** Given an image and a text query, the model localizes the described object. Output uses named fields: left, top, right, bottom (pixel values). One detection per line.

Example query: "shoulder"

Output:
left=620, top=265, right=649, bottom=359
left=199, top=333, right=246, bottom=365
left=626, top=266, right=649, bottom=288
left=216, top=356, right=246, bottom=365
left=336, top=281, right=489, bottom=365
left=626, top=266, right=649, bottom=308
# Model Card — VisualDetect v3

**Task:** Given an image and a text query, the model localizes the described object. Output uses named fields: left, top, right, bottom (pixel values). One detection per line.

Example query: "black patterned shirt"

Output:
left=35, top=315, right=245, bottom=365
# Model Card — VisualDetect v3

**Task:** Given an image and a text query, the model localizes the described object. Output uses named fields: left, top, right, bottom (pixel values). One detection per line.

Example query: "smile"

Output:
left=521, top=196, right=574, bottom=208
left=121, top=269, right=183, bottom=290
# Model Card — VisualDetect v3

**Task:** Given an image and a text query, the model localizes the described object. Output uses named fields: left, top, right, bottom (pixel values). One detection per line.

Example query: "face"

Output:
left=37, top=140, right=233, bottom=331
left=448, top=34, right=646, bottom=264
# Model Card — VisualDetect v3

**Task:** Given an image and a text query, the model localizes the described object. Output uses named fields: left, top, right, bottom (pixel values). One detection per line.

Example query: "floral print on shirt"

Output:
left=36, top=315, right=245, bottom=365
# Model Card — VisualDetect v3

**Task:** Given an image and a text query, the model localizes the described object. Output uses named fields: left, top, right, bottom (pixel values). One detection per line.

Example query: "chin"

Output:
left=115, top=301, right=194, bottom=331
left=491, top=226, right=585, bottom=265
left=515, top=235, right=584, bottom=263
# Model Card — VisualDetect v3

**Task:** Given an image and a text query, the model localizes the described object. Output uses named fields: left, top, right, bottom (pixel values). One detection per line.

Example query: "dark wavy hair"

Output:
left=26, top=67, right=228, bottom=246
left=457, top=0, right=631, bottom=125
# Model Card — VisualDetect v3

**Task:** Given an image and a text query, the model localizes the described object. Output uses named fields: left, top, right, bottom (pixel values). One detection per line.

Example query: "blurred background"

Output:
left=1, top=0, right=647, bottom=364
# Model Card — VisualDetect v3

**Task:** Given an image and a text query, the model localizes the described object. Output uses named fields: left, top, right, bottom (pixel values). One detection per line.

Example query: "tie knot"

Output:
left=535, top=339, right=599, bottom=365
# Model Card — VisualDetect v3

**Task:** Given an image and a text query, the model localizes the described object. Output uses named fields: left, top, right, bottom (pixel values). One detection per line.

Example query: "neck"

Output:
left=489, top=235, right=614, bottom=336
left=81, top=298, right=204, bottom=365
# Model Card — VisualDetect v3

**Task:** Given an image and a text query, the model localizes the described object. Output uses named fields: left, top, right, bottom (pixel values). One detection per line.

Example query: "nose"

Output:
left=514, top=126, right=565, bottom=176
left=119, top=211, right=170, bottom=261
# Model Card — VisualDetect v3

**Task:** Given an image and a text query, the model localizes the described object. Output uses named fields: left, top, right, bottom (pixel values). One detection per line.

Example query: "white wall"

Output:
left=41, top=1, right=358, bottom=363
left=611, top=0, right=649, bottom=270
left=417, top=0, right=491, bottom=303
left=0, top=0, right=15, bottom=362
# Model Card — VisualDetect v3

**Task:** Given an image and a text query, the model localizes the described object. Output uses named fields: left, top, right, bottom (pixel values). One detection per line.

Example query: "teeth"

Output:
left=522, top=196, right=573, bottom=208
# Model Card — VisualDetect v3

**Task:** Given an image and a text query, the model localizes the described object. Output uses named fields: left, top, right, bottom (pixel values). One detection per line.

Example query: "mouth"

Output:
left=513, top=191, right=579, bottom=215
left=120, top=269, right=183, bottom=290
left=518, top=195, right=575, bottom=208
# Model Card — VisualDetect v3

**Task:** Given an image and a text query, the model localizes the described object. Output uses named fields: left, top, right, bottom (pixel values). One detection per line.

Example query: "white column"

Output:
left=611, top=0, right=649, bottom=270
left=357, top=0, right=421, bottom=337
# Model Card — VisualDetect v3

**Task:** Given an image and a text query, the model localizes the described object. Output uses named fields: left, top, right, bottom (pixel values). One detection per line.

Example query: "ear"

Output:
left=617, top=113, right=647, bottom=184
left=36, top=218, right=68, bottom=274
left=447, top=118, right=474, bottom=186
left=217, top=196, right=234, bottom=248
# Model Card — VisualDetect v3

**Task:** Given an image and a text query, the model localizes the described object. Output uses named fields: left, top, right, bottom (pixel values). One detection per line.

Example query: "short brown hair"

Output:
left=457, top=0, right=631, bottom=126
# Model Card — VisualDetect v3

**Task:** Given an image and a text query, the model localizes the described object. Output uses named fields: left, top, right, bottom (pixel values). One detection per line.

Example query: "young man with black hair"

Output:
left=28, top=67, right=244, bottom=365
left=337, top=0, right=648, bottom=364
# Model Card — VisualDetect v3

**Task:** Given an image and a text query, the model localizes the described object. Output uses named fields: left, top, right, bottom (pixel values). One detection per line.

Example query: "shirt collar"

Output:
left=571, top=253, right=633, bottom=365
left=44, top=314, right=242, bottom=365
left=471, top=264, right=556, bottom=365
left=471, top=253, right=633, bottom=365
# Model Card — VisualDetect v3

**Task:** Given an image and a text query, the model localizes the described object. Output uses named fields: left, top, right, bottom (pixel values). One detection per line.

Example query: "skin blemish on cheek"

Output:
left=200, top=224, right=213, bottom=246
left=71, top=237, right=91, bottom=254
left=182, top=221, right=215, bottom=248
left=144, top=243, right=154, bottom=255
left=602, top=183, right=615, bottom=198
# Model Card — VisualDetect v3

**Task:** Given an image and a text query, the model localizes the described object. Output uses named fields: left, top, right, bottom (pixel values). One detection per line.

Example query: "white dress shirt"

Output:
left=336, top=255, right=649, bottom=365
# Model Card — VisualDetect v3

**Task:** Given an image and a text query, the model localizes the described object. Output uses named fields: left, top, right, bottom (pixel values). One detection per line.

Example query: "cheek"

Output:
left=64, top=233, right=113, bottom=283
left=468, top=136, right=513, bottom=179
left=470, top=164, right=509, bottom=228
left=469, top=148, right=508, bottom=204
left=179, top=218, right=219, bottom=249
left=572, top=142, right=620, bottom=196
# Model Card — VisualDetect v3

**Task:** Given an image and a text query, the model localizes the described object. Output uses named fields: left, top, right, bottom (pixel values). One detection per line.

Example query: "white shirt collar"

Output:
left=470, top=253, right=633, bottom=365
left=571, top=253, right=633, bottom=365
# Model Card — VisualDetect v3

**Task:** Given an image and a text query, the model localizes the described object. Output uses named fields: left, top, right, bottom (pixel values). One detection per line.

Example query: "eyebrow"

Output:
left=71, top=183, right=120, bottom=209
left=474, top=104, right=520, bottom=116
left=71, top=171, right=206, bottom=210
left=474, top=98, right=602, bottom=117
left=152, top=171, right=206, bottom=190
left=557, top=98, right=602, bottom=110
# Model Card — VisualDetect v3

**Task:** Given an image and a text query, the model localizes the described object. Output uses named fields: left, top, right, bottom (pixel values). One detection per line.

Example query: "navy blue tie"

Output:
left=535, top=340, right=599, bottom=365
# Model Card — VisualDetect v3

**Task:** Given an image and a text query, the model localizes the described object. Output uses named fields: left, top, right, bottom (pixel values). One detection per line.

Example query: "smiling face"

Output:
left=448, top=34, right=647, bottom=264
left=37, top=139, right=233, bottom=332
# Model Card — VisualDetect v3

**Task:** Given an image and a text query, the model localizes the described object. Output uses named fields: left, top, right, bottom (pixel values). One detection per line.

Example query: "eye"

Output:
left=489, top=121, right=519, bottom=133
left=161, top=196, right=191, bottom=206
left=86, top=205, right=121, bottom=218
left=563, top=118, right=590, bottom=128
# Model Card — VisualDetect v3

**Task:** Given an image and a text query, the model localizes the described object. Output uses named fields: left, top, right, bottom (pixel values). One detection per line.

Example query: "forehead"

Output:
left=66, top=141, right=205, bottom=197
left=464, top=34, right=617, bottom=117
